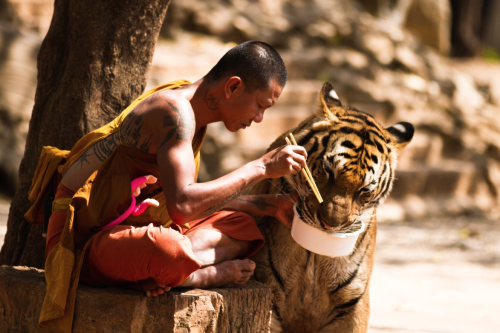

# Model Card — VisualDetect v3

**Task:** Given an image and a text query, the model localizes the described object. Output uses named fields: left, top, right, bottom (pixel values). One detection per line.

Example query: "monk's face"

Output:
left=223, top=78, right=283, bottom=132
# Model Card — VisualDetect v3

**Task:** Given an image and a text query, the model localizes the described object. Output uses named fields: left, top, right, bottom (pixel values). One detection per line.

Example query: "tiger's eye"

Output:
left=358, top=191, right=371, bottom=203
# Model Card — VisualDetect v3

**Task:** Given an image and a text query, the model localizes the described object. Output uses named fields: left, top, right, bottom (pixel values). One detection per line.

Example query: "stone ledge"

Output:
left=0, top=265, right=271, bottom=332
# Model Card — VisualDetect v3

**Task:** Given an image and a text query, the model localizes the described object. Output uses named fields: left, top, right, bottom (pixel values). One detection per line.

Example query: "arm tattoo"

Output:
left=139, top=133, right=153, bottom=152
left=194, top=181, right=257, bottom=219
left=235, top=197, right=277, bottom=211
left=75, top=150, right=93, bottom=169
left=159, top=100, right=194, bottom=148
left=93, top=133, right=119, bottom=162
left=166, top=100, right=179, bottom=113
left=203, top=89, right=218, bottom=111
left=120, top=97, right=153, bottom=154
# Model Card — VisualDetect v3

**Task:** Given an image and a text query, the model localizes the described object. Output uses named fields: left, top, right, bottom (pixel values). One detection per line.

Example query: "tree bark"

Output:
left=0, top=0, right=171, bottom=268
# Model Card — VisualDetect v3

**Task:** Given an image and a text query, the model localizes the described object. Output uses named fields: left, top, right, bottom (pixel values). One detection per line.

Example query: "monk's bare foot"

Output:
left=126, top=278, right=171, bottom=297
left=179, top=259, right=256, bottom=289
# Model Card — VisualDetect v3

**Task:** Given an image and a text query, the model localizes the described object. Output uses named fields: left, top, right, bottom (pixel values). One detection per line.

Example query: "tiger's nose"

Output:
left=321, top=220, right=334, bottom=230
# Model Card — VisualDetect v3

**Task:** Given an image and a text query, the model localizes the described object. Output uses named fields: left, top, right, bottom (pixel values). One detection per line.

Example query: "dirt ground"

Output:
left=369, top=217, right=500, bottom=333
left=1, top=199, right=499, bottom=332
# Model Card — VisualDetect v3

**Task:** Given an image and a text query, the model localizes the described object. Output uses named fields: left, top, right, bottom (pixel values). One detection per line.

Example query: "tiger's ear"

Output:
left=386, top=122, right=414, bottom=152
left=319, top=82, right=343, bottom=120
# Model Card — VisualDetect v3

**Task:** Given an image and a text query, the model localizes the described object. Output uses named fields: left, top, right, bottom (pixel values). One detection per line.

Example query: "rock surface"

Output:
left=0, top=22, right=40, bottom=196
left=404, top=0, right=451, bottom=55
left=0, top=265, right=272, bottom=332
left=7, top=0, right=53, bottom=34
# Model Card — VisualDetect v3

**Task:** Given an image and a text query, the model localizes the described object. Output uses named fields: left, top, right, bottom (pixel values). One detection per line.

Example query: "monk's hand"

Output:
left=145, top=284, right=171, bottom=297
left=259, top=145, right=307, bottom=179
left=273, top=192, right=299, bottom=228
left=132, top=175, right=157, bottom=197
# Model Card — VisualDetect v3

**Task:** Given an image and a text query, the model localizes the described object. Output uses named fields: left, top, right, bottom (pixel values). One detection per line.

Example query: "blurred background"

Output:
left=0, top=0, right=499, bottom=332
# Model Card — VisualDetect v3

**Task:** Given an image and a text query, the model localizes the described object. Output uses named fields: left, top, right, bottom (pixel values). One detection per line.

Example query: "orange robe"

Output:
left=48, top=183, right=262, bottom=288
left=25, top=80, right=264, bottom=333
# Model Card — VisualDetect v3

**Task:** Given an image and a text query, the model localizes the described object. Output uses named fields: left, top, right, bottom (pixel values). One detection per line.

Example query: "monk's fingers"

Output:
left=145, top=290, right=152, bottom=297
left=134, top=181, right=149, bottom=192
left=134, top=178, right=154, bottom=191
left=156, top=288, right=165, bottom=295
left=289, top=160, right=302, bottom=174
left=132, top=183, right=149, bottom=197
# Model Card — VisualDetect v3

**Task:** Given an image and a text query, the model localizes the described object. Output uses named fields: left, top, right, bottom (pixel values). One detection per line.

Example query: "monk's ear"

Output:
left=319, top=82, right=343, bottom=120
left=224, top=76, right=243, bottom=99
left=386, top=122, right=414, bottom=152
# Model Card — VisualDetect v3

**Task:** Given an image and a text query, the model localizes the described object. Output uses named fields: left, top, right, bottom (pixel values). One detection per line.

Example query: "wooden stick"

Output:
left=289, top=133, right=323, bottom=203
left=285, top=137, right=323, bottom=203
left=288, top=134, right=320, bottom=194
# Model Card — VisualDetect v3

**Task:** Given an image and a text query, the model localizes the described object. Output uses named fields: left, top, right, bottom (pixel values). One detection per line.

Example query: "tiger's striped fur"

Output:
left=251, top=82, right=413, bottom=332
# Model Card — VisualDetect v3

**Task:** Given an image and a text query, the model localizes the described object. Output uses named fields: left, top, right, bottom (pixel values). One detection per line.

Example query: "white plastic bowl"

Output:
left=291, top=205, right=365, bottom=257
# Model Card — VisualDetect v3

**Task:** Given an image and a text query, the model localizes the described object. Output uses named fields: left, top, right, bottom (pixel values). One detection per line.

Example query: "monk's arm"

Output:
left=150, top=97, right=306, bottom=225
left=222, top=194, right=297, bottom=227
left=223, top=195, right=278, bottom=216
left=158, top=142, right=270, bottom=224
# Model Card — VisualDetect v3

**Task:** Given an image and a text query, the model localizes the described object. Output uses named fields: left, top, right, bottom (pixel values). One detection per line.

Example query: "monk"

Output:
left=32, top=40, right=306, bottom=331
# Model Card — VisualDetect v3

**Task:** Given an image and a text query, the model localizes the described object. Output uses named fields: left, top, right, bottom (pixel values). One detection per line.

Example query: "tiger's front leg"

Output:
left=318, top=286, right=371, bottom=333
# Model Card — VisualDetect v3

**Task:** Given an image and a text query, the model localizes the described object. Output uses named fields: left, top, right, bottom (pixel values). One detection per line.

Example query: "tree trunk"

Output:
left=0, top=0, right=171, bottom=268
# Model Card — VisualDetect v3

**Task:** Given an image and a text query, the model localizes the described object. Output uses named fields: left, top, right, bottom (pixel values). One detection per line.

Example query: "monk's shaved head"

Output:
left=205, top=41, right=287, bottom=92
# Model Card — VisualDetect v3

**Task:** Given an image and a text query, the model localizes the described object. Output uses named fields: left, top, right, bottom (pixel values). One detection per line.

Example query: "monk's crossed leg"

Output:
left=80, top=211, right=262, bottom=296
left=179, top=228, right=257, bottom=289
left=80, top=223, right=201, bottom=295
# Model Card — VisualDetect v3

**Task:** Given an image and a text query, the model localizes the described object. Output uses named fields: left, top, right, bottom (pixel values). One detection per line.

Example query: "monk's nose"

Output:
left=253, top=111, right=264, bottom=123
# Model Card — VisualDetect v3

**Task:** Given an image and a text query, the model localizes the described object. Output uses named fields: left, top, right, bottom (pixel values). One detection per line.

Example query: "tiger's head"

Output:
left=282, top=82, right=414, bottom=232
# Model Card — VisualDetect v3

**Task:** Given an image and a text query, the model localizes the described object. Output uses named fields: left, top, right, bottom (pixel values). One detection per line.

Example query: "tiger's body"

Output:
left=251, top=82, right=413, bottom=332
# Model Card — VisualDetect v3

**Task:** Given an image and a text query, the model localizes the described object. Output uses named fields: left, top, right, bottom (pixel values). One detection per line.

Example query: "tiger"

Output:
left=250, top=82, right=414, bottom=332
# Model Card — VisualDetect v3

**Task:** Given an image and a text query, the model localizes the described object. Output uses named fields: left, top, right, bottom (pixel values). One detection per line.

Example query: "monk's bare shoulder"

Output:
left=154, top=90, right=195, bottom=149
left=121, top=90, right=195, bottom=155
